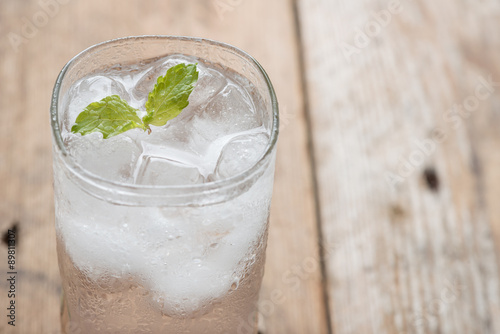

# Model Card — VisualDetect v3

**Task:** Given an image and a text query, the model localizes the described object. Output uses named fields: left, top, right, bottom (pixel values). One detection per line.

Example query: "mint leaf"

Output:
left=142, top=63, right=199, bottom=128
left=71, top=95, right=145, bottom=139
left=71, top=63, right=198, bottom=139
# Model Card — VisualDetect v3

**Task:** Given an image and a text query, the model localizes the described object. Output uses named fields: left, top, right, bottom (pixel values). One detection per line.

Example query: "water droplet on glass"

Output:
left=230, top=278, right=240, bottom=291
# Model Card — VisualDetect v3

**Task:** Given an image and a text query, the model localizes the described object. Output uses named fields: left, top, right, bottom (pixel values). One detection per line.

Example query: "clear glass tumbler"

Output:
left=50, top=36, right=279, bottom=334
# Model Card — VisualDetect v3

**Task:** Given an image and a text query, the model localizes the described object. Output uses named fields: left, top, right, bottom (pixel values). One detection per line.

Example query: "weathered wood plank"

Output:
left=0, top=0, right=327, bottom=333
left=297, top=0, right=500, bottom=333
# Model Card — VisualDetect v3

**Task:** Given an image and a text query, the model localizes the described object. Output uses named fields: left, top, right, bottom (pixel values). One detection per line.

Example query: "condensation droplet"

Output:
left=230, top=278, right=240, bottom=291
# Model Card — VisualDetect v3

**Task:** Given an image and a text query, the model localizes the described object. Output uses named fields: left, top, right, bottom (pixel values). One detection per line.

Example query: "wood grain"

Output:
left=0, top=0, right=327, bottom=333
left=297, top=0, right=500, bottom=333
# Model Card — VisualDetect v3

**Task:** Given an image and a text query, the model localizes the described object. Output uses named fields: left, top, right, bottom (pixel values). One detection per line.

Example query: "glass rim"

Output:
left=50, top=35, right=279, bottom=199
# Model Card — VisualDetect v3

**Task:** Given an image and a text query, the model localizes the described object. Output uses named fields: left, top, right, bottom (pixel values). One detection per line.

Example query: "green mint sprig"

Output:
left=71, top=63, right=199, bottom=139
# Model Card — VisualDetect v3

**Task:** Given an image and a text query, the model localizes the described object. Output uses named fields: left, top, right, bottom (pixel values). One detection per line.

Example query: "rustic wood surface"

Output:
left=0, top=0, right=499, bottom=333
left=298, top=0, right=500, bottom=333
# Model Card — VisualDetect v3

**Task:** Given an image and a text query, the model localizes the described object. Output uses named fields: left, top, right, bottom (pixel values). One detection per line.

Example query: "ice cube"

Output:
left=186, top=67, right=228, bottom=108
left=134, top=155, right=204, bottom=186
left=190, top=82, right=263, bottom=143
left=133, top=142, right=204, bottom=185
left=135, top=114, right=200, bottom=156
left=64, top=132, right=142, bottom=183
left=214, top=129, right=269, bottom=180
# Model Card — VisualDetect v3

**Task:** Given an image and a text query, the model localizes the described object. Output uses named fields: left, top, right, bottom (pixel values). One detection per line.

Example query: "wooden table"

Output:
left=1, top=0, right=499, bottom=333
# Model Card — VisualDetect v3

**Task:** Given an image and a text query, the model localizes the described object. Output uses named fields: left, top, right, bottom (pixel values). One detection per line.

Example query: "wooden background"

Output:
left=1, top=0, right=500, bottom=333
